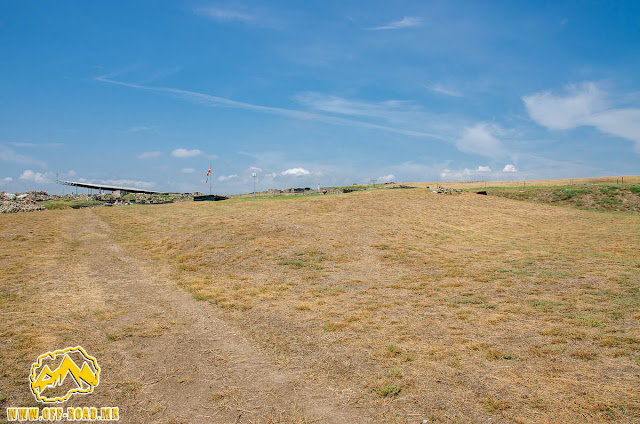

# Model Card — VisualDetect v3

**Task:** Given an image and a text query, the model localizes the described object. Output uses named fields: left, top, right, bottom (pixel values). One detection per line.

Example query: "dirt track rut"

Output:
left=55, top=209, right=373, bottom=423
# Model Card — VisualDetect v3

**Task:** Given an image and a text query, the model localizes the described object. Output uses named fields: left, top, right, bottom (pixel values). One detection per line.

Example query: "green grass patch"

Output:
left=375, top=383, right=401, bottom=397
left=448, top=295, right=487, bottom=305
left=41, top=199, right=103, bottom=210
left=573, top=313, right=606, bottom=328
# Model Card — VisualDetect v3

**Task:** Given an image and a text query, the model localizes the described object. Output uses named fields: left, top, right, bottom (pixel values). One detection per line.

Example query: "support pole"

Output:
left=252, top=173, right=257, bottom=198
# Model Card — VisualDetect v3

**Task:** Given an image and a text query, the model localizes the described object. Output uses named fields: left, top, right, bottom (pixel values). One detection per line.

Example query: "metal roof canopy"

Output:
left=58, top=180, right=168, bottom=195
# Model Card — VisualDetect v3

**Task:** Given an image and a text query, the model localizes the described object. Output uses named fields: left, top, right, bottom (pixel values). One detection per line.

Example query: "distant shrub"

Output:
left=375, top=384, right=401, bottom=397
left=557, top=189, right=591, bottom=200
left=46, top=202, right=72, bottom=210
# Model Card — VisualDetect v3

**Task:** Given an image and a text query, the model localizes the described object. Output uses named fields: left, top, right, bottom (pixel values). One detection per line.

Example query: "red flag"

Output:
left=205, top=167, right=211, bottom=183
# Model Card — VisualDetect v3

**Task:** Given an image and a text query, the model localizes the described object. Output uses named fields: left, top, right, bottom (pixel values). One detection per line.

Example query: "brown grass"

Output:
left=2, top=188, right=639, bottom=422
left=0, top=211, right=108, bottom=410
left=399, top=175, right=640, bottom=189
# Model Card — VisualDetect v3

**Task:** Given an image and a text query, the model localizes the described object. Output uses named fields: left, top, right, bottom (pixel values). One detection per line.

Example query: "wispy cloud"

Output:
left=427, top=84, right=463, bottom=97
left=171, top=148, right=202, bottom=158
left=9, top=142, right=63, bottom=147
left=94, top=64, right=140, bottom=81
left=370, top=16, right=422, bottom=31
left=440, top=164, right=512, bottom=181
left=181, top=168, right=196, bottom=174
left=455, top=123, right=506, bottom=158
left=197, top=6, right=254, bottom=22
left=126, top=126, right=153, bottom=133
left=294, top=92, right=447, bottom=138
left=218, top=174, right=238, bottom=181
left=0, top=145, right=47, bottom=168
left=144, top=66, right=183, bottom=83
left=138, top=151, right=162, bottom=159
left=95, top=76, right=447, bottom=140
left=523, top=82, right=640, bottom=152
left=377, top=174, right=395, bottom=183
left=194, top=6, right=280, bottom=29
left=2, top=177, right=13, bottom=183
left=295, top=92, right=419, bottom=119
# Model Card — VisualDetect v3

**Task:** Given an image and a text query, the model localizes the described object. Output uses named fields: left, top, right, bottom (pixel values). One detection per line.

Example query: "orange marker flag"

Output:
left=205, top=166, right=212, bottom=183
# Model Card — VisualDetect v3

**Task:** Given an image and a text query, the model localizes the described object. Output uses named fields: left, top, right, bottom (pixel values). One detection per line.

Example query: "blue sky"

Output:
left=1, top=1, right=639, bottom=194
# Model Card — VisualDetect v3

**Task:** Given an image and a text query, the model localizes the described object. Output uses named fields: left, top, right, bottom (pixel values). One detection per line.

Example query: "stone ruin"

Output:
left=431, top=187, right=463, bottom=194
left=1, top=191, right=46, bottom=214
left=0, top=190, right=194, bottom=214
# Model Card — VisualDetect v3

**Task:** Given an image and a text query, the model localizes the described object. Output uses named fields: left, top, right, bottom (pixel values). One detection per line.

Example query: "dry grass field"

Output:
left=399, top=175, right=640, bottom=190
left=1, top=188, right=639, bottom=423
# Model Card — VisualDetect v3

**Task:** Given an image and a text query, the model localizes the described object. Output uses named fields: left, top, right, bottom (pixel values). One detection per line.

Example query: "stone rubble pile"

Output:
left=120, top=193, right=192, bottom=204
left=0, top=191, right=194, bottom=214
left=432, top=187, right=463, bottom=194
left=1, top=192, right=46, bottom=214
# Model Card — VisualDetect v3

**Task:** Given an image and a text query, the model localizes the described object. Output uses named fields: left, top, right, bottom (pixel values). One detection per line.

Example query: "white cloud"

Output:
left=455, top=123, right=505, bottom=158
left=2, top=177, right=12, bottom=182
left=171, top=148, right=202, bottom=158
left=0, top=145, right=47, bottom=167
left=294, top=92, right=447, bottom=139
left=440, top=165, right=497, bottom=181
left=67, top=170, right=77, bottom=177
left=427, top=84, right=463, bottom=97
left=19, top=170, right=51, bottom=184
left=282, top=167, right=310, bottom=176
left=194, top=6, right=280, bottom=29
left=181, top=168, right=196, bottom=174
left=138, top=151, right=161, bottom=159
left=296, top=92, right=418, bottom=120
left=587, top=109, right=640, bottom=153
left=370, top=16, right=422, bottom=30
left=218, top=174, right=238, bottom=182
left=503, top=164, right=518, bottom=173
left=96, top=77, right=446, bottom=140
left=440, top=168, right=460, bottom=180
left=126, top=126, right=152, bottom=132
left=523, top=82, right=605, bottom=130
left=9, top=142, right=63, bottom=147
left=145, top=66, right=183, bottom=83
left=523, top=82, right=640, bottom=152
left=248, top=166, right=263, bottom=172
left=197, top=7, right=254, bottom=22
left=377, top=174, right=395, bottom=183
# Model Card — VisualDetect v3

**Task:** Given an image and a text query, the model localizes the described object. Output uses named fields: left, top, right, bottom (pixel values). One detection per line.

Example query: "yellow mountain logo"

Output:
left=29, top=346, right=101, bottom=403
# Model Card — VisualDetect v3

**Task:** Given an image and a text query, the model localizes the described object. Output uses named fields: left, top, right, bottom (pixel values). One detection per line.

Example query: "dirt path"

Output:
left=54, top=209, right=374, bottom=423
